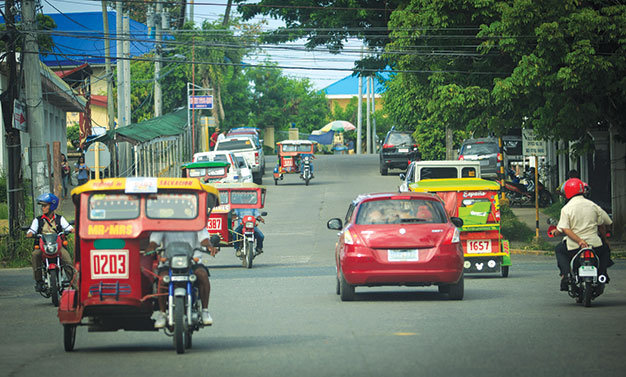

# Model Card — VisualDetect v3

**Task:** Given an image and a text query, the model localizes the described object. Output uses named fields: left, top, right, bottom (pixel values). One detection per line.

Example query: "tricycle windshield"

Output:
left=356, top=199, right=446, bottom=225
left=230, top=190, right=258, bottom=205
left=207, top=167, right=227, bottom=176
left=282, top=144, right=313, bottom=153
left=188, top=168, right=205, bottom=177
left=146, top=193, right=199, bottom=219
left=89, top=193, right=140, bottom=220
left=218, top=191, right=229, bottom=205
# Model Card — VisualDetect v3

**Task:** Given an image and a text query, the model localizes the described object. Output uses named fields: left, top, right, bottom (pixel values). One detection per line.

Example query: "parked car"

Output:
left=379, top=130, right=420, bottom=175
left=327, top=192, right=465, bottom=301
left=458, top=137, right=503, bottom=179
left=215, top=136, right=265, bottom=184
left=192, top=151, right=243, bottom=183
left=398, top=160, right=481, bottom=192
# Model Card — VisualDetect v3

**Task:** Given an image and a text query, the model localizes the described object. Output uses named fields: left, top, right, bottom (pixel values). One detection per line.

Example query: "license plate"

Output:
left=171, top=276, right=189, bottom=282
left=207, top=217, right=222, bottom=231
left=91, top=250, right=129, bottom=279
left=398, top=148, right=409, bottom=153
left=388, top=249, right=419, bottom=262
left=467, top=240, right=492, bottom=253
left=579, top=265, right=597, bottom=277
left=284, top=158, right=293, bottom=167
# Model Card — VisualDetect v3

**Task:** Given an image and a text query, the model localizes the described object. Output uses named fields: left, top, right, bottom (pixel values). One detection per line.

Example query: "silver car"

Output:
left=458, top=138, right=503, bottom=179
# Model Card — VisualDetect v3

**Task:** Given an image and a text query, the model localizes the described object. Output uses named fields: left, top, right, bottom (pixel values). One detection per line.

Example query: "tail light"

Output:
left=412, top=144, right=418, bottom=149
left=444, top=227, right=461, bottom=244
left=255, top=152, right=259, bottom=165
left=62, top=240, right=68, bottom=247
left=382, top=144, right=394, bottom=149
left=343, top=229, right=363, bottom=246
left=497, top=153, right=503, bottom=162
left=583, top=250, right=595, bottom=259
left=458, top=155, right=464, bottom=161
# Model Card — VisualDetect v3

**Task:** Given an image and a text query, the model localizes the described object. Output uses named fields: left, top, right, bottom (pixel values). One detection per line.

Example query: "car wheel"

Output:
left=380, top=163, right=388, bottom=176
left=447, top=275, right=464, bottom=300
left=339, top=272, right=355, bottom=301
left=335, top=275, right=340, bottom=295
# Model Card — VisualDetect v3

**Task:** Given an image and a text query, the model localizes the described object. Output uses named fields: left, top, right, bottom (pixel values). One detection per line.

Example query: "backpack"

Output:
left=37, top=215, right=64, bottom=234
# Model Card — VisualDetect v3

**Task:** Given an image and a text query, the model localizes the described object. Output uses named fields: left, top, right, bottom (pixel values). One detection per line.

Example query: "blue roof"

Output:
left=0, top=12, right=154, bottom=67
left=320, top=70, right=392, bottom=96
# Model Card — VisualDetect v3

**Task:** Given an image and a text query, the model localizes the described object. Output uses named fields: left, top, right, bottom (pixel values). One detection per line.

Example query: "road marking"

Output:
left=393, top=332, right=417, bottom=336
left=276, top=256, right=312, bottom=264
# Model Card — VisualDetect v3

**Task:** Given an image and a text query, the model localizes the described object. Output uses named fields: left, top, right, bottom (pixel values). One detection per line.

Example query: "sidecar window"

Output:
left=89, top=194, right=140, bottom=220
left=146, top=193, right=199, bottom=219
left=231, top=191, right=257, bottom=205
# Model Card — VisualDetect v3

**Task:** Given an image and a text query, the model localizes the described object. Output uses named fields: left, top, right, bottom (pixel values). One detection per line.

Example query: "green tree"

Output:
left=0, top=14, right=57, bottom=55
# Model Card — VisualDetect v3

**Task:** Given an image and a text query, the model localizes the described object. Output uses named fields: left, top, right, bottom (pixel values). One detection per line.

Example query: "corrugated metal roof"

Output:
left=320, top=70, right=392, bottom=97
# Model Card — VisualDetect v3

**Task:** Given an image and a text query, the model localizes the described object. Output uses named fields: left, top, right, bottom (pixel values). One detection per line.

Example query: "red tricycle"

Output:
left=273, top=140, right=315, bottom=185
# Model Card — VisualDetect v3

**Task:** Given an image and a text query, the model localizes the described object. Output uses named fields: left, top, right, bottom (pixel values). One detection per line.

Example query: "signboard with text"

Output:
left=522, top=129, right=546, bottom=156
left=188, top=95, right=213, bottom=109
left=13, top=100, right=27, bottom=131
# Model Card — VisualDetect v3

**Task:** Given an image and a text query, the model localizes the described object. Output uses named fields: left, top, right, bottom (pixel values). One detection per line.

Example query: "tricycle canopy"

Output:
left=181, top=161, right=231, bottom=182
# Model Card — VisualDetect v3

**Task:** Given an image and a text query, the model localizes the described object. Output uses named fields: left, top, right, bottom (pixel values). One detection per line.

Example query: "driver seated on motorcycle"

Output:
left=26, top=193, right=74, bottom=293
left=232, top=207, right=265, bottom=256
left=550, top=178, right=612, bottom=291
left=145, top=229, right=218, bottom=328
left=297, top=153, right=315, bottom=178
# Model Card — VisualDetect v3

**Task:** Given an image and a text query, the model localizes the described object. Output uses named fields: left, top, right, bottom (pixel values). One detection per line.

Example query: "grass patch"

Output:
left=542, top=200, right=564, bottom=222
left=0, top=232, right=75, bottom=268
left=500, top=203, right=535, bottom=242
left=0, top=203, right=7, bottom=219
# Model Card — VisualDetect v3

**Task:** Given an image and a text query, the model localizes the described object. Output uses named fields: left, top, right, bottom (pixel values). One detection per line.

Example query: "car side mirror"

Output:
left=399, top=173, right=406, bottom=180
left=450, top=217, right=464, bottom=228
left=261, top=211, right=268, bottom=216
left=327, top=218, right=343, bottom=230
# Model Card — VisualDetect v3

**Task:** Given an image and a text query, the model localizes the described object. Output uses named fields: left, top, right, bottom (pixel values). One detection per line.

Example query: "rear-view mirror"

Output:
left=399, top=173, right=406, bottom=181
left=450, top=217, right=464, bottom=228
left=327, top=218, right=343, bottom=230
left=261, top=211, right=268, bottom=216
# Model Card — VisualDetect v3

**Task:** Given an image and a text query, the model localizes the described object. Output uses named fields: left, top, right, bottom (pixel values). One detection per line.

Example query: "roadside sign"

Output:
left=522, top=129, right=546, bottom=156
left=188, top=95, right=213, bottom=109
left=13, top=100, right=27, bottom=131
left=85, top=142, right=111, bottom=171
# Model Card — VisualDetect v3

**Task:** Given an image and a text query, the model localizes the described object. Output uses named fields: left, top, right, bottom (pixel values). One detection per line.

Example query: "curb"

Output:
left=510, top=249, right=552, bottom=256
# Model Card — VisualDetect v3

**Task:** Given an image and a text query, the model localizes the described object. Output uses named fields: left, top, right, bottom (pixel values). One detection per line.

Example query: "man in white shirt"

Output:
left=216, top=129, right=227, bottom=143
left=552, top=178, right=612, bottom=289
left=146, top=229, right=218, bottom=328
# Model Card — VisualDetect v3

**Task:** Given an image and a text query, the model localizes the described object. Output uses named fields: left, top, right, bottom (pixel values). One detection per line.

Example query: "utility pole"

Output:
left=102, top=1, right=116, bottom=176
left=1, top=0, right=25, bottom=234
left=22, top=0, right=47, bottom=215
left=154, top=0, right=162, bottom=117
left=123, top=9, right=132, bottom=173
left=357, top=74, right=362, bottom=155
left=366, top=76, right=371, bottom=154
left=116, top=1, right=126, bottom=172
left=371, top=76, right=377, bottom=151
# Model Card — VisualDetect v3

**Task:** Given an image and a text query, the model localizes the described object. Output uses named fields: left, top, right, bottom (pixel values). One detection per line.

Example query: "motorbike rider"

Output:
left=146, top=229, right=219, bottom=328
left=550, top=178, right=612, bottom=290
left=233, top=207, right=265, bottom=256
left=26, top=193, right=74, bottom=293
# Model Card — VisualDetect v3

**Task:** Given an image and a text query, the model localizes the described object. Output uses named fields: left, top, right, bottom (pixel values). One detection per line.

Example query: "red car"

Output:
left=327, top=192, right=465, bottom=301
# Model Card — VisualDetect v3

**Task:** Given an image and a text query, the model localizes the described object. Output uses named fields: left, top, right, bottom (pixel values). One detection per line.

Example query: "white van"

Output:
left=398, top=160, right=482, bottom=192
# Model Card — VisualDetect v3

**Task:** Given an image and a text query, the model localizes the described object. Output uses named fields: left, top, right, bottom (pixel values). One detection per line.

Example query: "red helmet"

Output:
left=563, top=178, right=585, bottom=200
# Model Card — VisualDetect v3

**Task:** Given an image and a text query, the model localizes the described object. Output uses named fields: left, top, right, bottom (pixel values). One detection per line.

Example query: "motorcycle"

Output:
left=503, top=169, right=553, bottom=207
left=300, top=155, right=313, bottom=186
left=34, top=232, right=73, bottom=307
left=547, top=222, right=607, bottom=307
left=237, top=211, right=268, bottom=269
left=160, top=236, right=219, bottom=354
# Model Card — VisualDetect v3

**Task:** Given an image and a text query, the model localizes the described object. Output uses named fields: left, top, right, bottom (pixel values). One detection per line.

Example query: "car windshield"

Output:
left=419, top=167, right=458, bottom=179
left=187, top=168, right=205, bottom=177
left=212, top=154, right=229, bottom=163
left=386, top=133, right=414, bottom=146
left=356, top=199, right=446, bottom=225
left=146, top=193, right=198, bottom=219
left=460, top=142, right=498, bottom=155
left=216, top=139, right=255, bottom=151
left=230, top=190, right=258, bottom=205
left=89, top=194, right=140, bottom=220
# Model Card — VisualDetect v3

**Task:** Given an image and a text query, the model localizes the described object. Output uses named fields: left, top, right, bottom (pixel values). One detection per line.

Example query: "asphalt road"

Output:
left=1, top=154, right=625, bottom=377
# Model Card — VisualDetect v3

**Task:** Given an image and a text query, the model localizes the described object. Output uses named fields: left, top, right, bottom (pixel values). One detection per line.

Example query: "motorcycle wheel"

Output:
left=539, top=190, right=553, bottom=208
left=274, top=178, right=278, bottom=185
left=246, top=240, right=254, bottom=269
left=304, top=176, right=310, bottom=186
left=583, top=282, right=593, bottom=307
left=174, top=296, right=186, bottom=354
left=501, top=266, right=509, bottom=278
left=63, top=324, right=77, bottom=352
left=50, top=270, right=60, bottom=307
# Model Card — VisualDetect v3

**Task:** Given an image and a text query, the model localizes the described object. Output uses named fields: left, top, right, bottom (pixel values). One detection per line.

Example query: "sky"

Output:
left=39, top=0, right=361, bottom=90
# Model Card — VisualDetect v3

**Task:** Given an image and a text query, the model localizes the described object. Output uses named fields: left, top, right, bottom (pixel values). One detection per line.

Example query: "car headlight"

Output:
left=245, top=221, right=255, bottom=228
left=171, top=256, right=189, bottom=269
